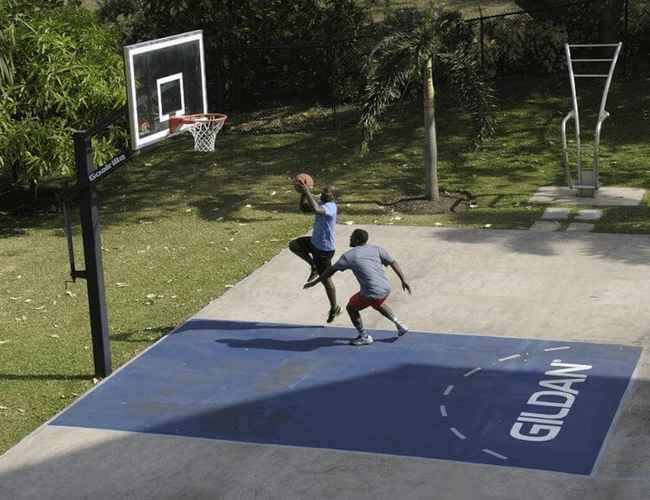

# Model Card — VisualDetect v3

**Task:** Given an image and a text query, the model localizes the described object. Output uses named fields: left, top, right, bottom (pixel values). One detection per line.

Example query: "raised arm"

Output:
left=389, top=260, right=411, bottom=294
left=303, top=265, right=338, bottom=288
left=296, top=183, right=326, bottom=215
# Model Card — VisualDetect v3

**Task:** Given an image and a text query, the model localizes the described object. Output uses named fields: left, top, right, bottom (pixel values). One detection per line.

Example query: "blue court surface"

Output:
left=52, top=320, right=640, bottom=475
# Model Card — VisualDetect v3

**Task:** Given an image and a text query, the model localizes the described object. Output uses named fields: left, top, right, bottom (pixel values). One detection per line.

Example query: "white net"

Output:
left=188, top=117, right=226, bottom=152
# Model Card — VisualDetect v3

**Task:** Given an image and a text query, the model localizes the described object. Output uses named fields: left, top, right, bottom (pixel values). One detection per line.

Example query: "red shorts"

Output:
left=347, top=292, right=388, bottom=311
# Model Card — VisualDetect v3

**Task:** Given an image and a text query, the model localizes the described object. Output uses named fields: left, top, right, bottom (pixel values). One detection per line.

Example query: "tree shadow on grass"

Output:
left=111, top=325, right=176, bottom=343
left=0, top=373, right=94, bottom=382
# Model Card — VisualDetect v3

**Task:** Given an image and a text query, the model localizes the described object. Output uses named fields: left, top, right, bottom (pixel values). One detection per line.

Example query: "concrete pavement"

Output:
left=1, top=225, right=649, bottom=499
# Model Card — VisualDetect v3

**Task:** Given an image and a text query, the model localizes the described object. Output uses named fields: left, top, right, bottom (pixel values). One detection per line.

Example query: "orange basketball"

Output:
left=293, top=173, right=314, bottom=192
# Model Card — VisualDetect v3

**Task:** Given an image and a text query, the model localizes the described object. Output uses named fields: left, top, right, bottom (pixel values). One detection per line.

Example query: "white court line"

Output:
left=498, top=354, right=521, bottom=362
left=440, top=405, right=448, bottom=417
left=482, top=449, right=508, bottom=460
left=464, top=367, right=481, bottom=378
left=544, top=346, right=571, bottom=352
left=443, top=385, right=454, bottom=396
left=450, top=427, right=467, bottom=440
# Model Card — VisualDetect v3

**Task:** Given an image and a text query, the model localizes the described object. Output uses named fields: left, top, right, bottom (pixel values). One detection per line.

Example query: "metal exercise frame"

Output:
left=561, top=42, right=622, bottom=197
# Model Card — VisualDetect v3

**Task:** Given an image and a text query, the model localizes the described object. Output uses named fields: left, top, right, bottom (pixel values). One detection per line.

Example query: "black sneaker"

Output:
left=327, top=305, right=341, bottom=323
left=307, top=267, right=319, bottom=282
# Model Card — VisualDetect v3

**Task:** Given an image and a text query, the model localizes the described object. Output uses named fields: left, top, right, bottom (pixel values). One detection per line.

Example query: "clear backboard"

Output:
left=124, top=30, right=207, bottom=150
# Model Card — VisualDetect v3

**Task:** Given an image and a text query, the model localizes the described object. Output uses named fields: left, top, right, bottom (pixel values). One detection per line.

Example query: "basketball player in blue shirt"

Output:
left=289, top=181, right=341, bottom=323
left=304, top=228, right=410, bottom=345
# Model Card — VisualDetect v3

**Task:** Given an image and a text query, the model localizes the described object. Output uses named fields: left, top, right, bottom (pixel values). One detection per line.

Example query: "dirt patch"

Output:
left=381, top=191, right=475, bottom=214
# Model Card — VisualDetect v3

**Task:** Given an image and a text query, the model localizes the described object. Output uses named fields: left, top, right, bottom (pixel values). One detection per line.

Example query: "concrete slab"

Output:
left=2, top=226, right=650, bottom=500
left=529, top=186, right=646, bottom=206
left=529, top=220, right=562, bottom=231
left=576, top=209, right=604, bottom=222
left=567, top=223, right=596, bottom=232
left=542, top=207, right=571, bottom=220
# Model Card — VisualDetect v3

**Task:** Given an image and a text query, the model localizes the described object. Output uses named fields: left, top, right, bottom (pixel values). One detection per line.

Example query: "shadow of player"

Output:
left=215, top=336, right=352, bottom=352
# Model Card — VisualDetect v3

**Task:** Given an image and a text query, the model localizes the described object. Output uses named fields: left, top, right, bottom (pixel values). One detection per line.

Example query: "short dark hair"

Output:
left=321, top=185, right=337, bottom=201
left=351, top=228, right=368, bottom=245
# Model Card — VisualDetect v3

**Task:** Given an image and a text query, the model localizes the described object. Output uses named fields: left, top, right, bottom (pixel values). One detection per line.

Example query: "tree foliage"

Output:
left=0, top=2, right=126, bottom=187
left=99, top=0, right=374, bottom=108
left=360, top=7, right=495, bottom=151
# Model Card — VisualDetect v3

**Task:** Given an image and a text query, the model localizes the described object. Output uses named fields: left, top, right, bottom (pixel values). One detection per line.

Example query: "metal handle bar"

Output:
left=593, top=111, right=611, bottom=190
left=561, top=111, right=576, bottom=188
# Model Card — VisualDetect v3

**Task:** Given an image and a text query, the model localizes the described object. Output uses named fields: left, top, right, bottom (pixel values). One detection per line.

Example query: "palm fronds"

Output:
left=360, top=31, right=422, bottom=152
left=442, top=48, right=496, bottom=147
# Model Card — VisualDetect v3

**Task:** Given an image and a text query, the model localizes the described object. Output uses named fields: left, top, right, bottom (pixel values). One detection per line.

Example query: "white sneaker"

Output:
left=397, top=324, right=409, bottom=337
left=350, top=334, right=374, bottom=346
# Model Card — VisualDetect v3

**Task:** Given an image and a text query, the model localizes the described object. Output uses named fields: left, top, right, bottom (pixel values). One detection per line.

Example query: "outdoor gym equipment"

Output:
left=561, top=42, right=622, bottom=197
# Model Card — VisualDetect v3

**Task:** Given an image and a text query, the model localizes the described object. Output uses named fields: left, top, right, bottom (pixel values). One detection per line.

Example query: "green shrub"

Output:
left=483, top=16, right=568, bottom=77
left=0, top=3, right=126, bottom=188
left=99, top=0, right=374, bottom=109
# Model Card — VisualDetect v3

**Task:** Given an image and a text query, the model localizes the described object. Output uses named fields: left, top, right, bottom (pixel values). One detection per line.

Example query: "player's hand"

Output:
left=294, top=180, right=308, bottom=193
left=402, top=281, right=411, bottom=294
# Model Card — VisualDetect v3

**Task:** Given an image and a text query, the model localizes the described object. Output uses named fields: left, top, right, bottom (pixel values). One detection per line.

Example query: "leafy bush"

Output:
left=482, top=16, right=568, bottom=77
left=0, top=3, right=126, bottom=188
left=99, top=0, right=374, bottom=109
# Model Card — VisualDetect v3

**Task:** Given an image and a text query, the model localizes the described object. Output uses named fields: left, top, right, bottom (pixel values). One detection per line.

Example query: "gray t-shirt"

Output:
left=334, top=244, right=395, bottom=299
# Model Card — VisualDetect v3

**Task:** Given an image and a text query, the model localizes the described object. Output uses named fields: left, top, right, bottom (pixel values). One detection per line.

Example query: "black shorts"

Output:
left=292, top=236, right=334, bottom=273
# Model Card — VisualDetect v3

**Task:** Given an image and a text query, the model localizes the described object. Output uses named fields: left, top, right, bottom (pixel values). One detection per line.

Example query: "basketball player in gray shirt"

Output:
left=304, top=228, right=411, bottom=345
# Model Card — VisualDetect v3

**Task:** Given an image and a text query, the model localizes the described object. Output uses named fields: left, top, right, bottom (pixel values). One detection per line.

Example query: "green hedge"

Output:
left=0, top=2, right=126, bottom=187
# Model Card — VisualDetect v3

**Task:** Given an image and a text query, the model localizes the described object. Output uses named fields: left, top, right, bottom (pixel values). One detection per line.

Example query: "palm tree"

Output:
left=0, top=1, right=16, bottom=87
left=360, top=6, right=495, bottom=201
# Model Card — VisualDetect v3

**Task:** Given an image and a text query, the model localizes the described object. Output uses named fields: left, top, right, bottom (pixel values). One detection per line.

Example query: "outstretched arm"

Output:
left=296, top=183, right=326, bottom=215
left=303, top=265, right=338, bottom=288
left=389, top=261, right=411, bottom=294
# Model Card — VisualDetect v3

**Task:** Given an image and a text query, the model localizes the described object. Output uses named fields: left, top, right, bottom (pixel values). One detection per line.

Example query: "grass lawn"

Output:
left=1, top=73, right=650, bottom=454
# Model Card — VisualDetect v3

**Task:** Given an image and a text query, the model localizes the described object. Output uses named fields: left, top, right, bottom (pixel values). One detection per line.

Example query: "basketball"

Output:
left=293, top=173, right=314, bottom=192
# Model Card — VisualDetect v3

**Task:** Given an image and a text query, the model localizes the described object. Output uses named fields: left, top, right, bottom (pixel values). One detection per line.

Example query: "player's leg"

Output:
left=323, top=278, right=340, bottom=322
left=347, top=293, right=373, bottom=345
left=313, top=247, right=340, bottom=322
left=375, top=301, right=409, bottom=336
left=289, top=236, right=317, bottom=280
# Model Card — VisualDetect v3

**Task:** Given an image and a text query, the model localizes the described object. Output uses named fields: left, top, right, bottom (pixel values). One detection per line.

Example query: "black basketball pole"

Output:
left=74, top=131, right=112, bottom=377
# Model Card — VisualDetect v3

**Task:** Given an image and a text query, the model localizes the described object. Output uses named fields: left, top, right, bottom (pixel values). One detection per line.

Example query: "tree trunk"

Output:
left=423, top=58, right=439, bottom=202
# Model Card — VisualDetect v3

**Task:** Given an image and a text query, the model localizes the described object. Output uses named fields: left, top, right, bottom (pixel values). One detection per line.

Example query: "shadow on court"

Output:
left=0, top=319, right=647, bottom=500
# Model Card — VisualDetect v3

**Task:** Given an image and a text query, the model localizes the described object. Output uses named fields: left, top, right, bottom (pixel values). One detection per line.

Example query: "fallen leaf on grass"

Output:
left=270, top=191, right=277, bottom=196
left=145, top=293, right=156, bottom=299
left=344, top=221, right=354, bottom=225
left=435, top=222, right=444, bottom=227
left=245, top=204, right=252, bottom=208
left=65, top=290, right=76, bottom=298
left=0, top=340, right=9, bottom=345
left=0, top=405, right=8, bottom=410
left=116, top=282, right=128, bottom=287
left=225, top=284, right=234, bottom=288
left=50, top=334, right=60, bottom=339
left=483, top=224, right=492, bottom=228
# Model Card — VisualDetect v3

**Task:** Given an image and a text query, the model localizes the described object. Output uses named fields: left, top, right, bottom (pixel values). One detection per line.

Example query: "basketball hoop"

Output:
left=169, top=113, right=227, bottom=152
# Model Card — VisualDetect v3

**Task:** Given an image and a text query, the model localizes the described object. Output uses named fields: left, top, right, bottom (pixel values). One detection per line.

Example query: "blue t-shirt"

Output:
left=334, top=244, right=395, bottom=299
left=310, top=201, right=337, bottom=251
